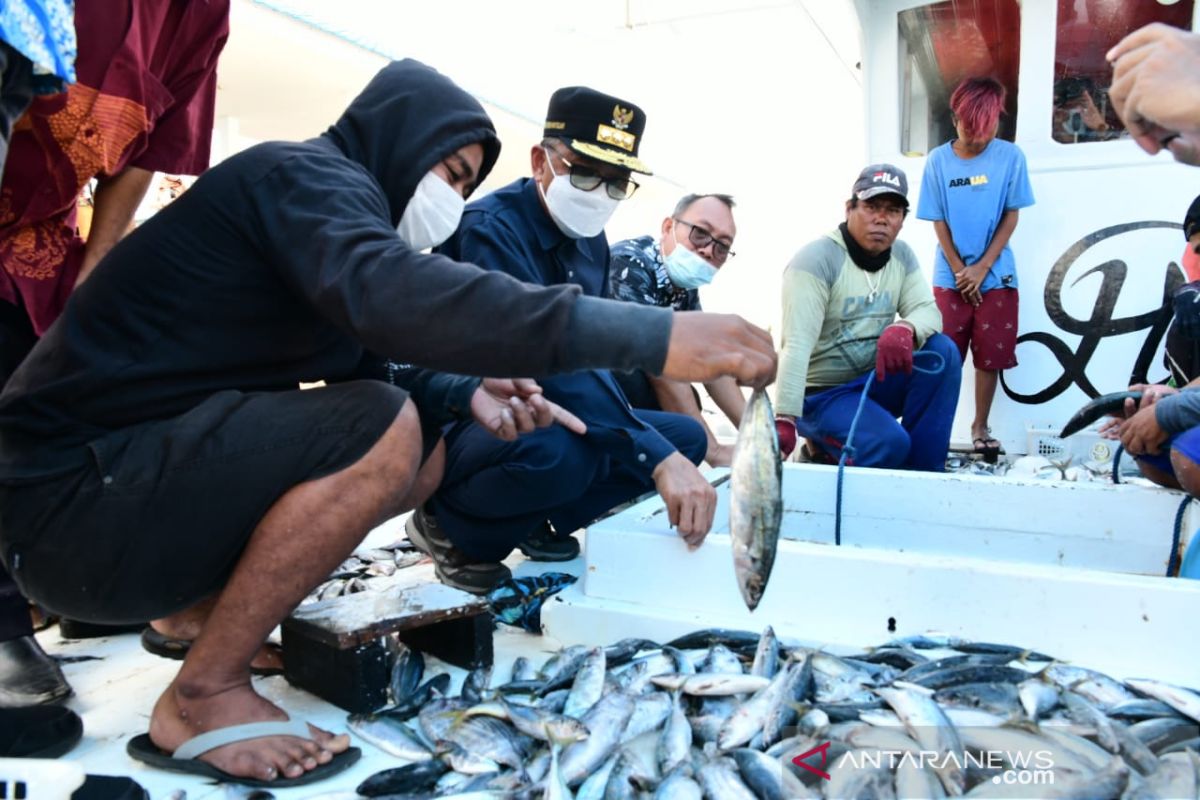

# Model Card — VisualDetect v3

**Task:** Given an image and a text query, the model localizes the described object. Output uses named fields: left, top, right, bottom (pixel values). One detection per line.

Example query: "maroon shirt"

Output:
left=0, top=0, right=229, bottom=335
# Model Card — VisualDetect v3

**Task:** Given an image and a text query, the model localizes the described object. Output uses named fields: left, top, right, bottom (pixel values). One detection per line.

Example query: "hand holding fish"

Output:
left=661, top=312, right=776, bottom=389
left=472, top=378, right=587, bottom=441
left=1117, top=403, right=1169, bottom=456
left=1107, top=23, right=1200, bottom=165
left=1096, top=383, right=1177, bottom=441
left=652, top=452, right=717, bottom=549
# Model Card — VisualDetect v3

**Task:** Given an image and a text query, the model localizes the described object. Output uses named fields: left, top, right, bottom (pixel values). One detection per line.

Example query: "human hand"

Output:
left=471, top=378, right=586, bottom=441
left=1128, top=383, right=1178, bottom=411
left=875, top=324, right=914, bottom=381
left=954, top=263, right=988, bottom=295
left=705, top=442, right=735, bottom=469
left=1108, top=23, right=1200, bottom=165
left=662, top=312, right=776, bottom=389
left=775, top=417, right=797, bottom=458
left=1119, top=404, right=1169, bottom=456
left=1097, top=416, right=1124, bottom=441
left=652, top=452, right=717, bottom=549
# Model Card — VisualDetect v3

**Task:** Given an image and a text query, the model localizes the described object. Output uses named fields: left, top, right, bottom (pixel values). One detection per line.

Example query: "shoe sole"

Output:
left=403, top=513, right=435, bottom=557
left=516, top=546, right=580, bottom=562
left=431, top=562, right=506, bottom=595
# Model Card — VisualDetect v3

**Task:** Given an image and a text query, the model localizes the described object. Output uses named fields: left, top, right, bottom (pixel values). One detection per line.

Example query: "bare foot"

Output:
left=148, top=678, right=350, bottom=782
left=150, top=620, right=283, bottom=673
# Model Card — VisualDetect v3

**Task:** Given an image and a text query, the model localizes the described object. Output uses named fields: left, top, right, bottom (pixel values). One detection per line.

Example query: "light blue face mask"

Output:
left=663, top=227, right=719, bottom=289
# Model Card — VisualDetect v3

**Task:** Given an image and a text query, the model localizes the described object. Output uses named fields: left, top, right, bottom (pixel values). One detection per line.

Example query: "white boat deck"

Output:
left=13, top=463, right=1200, bottom=798
left=18, top=514, right=573, bottom=800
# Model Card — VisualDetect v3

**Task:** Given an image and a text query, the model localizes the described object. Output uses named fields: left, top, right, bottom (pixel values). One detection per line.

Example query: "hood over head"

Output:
left=323, top=59, right=501, bottom=226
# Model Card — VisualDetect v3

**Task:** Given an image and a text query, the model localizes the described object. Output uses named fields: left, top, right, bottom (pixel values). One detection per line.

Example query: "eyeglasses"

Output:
left=673, top=218, right=736, bottom=262
left=546, top=147, right=640, bottom=200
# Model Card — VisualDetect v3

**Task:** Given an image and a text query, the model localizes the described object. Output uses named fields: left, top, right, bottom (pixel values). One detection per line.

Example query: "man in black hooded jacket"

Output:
left=0, top=60, right=775, bottom=786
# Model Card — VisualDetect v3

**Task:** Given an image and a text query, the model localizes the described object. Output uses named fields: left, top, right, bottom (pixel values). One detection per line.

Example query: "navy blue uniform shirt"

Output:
left=437, top=178, right=678, bottom=477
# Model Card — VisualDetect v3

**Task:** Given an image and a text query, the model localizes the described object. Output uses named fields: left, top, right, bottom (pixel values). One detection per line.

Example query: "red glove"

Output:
left=775, top=418, right=797, bottom=457
left=875, top=324, right=914, bottom=381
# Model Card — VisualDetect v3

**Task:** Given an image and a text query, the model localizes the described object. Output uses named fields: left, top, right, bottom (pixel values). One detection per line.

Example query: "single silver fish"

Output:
left=876, top=683, right=965, bottom=795
left=732, top=747, right=819, bottom=800
left=652, top=673, right=770, bottom=697
left=728, top=387, right=782, bottom=611
left=750, top=626, right=780, bottom=679
left=346, top=712, right=433, bottom=761
left=559, top=692, right=637, bottom=786
left=653, top=767, right=703, bottom=800
left=1125, top=678, right=1200, bottom=724
left=656, top=692, right=692, bottom=775
left=697, top=757, right=758, bottom=800
left=564, top=647, right=607, bottom=719
left=575, top=752, right=621, bottom=800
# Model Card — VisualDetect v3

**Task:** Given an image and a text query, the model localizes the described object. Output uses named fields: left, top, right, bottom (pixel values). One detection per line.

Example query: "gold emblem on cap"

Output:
left=612, top=105, right=634, bottom=130
left=597, top=125, right=636, bottom=152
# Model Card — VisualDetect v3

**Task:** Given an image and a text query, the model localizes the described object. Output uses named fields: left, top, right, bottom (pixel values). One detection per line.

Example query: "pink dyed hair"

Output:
left=950, top=77, right=1006, bottom=139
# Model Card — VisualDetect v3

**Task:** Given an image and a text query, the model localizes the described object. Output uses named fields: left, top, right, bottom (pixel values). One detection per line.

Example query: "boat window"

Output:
left=898, top=0, right=1021, bottom=157
left=1053, top=0, right=1194, bottom=145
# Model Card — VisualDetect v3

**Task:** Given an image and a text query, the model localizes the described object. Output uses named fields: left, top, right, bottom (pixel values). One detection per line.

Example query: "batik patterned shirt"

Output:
left=609, top=235, right=702, bottom=312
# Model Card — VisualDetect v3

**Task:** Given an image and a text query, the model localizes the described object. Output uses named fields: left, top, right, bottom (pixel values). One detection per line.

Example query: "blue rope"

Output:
left=834, top=351, right=946, bottom=546
left=1169, top=496, right=1190, bottom=577
left=1111, top=445, right=1190, bottom=576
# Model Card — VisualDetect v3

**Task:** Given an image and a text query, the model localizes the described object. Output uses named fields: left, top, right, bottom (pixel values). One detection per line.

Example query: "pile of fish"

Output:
left=301, top=542, right=428, bottom=604
left=345, top=628, right=1200, bottom=798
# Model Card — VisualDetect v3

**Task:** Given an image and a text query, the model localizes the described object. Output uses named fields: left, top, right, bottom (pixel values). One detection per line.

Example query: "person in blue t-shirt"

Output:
left=917, top=77, right=1035, bottom=461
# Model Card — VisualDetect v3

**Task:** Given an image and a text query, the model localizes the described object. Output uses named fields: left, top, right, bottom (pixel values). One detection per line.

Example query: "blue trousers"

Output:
left=796, top=333, right=961, bottom=472
left=432, top=410, right=706, bottom=562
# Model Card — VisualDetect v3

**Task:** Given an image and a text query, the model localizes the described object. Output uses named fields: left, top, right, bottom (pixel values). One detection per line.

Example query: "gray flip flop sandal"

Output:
left=126, top=720, right=360, bottom=787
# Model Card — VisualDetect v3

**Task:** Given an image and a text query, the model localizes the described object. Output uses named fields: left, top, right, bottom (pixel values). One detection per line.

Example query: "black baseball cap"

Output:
left=543, top=86, right=652, bottom=175
left=1185, top=194, right=1200, bottom=239
left=853, top=164, right=909, bottom=206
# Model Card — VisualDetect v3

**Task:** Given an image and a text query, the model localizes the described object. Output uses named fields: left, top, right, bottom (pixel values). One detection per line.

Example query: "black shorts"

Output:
left=0, top=381, right=407, bottom=624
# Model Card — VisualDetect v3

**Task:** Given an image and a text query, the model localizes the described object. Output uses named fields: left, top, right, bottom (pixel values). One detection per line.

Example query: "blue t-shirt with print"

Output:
left=916, top=138, right=1035, bottom=292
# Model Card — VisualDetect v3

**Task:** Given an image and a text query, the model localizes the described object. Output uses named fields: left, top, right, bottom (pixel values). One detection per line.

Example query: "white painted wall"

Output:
left=859, top=0, right=1200, bottom=452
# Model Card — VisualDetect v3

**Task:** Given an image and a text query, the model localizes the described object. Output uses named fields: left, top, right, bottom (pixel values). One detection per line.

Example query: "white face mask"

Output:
left=396, top=170, right=465, bottom=251
left=537, top=147, right=620, bottom=239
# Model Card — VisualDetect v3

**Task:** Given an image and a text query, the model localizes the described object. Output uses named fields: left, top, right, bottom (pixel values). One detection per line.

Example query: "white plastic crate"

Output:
left=1026, top=425, right=1114, bottom=464
left=0, top=759, right=84, bottom=800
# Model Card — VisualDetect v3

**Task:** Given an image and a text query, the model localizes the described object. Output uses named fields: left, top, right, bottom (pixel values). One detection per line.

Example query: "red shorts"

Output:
left=934, top=286, right=1019, bottom=371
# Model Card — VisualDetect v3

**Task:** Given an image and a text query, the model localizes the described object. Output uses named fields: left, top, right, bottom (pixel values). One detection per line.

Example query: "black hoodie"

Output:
left=0, top=60, right=671, bottom=476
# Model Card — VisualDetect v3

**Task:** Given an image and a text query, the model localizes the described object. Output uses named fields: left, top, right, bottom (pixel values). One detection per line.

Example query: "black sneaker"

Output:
left=518, top=523, right=580, bottom=562
left=405, top=506, right=511, bottom=595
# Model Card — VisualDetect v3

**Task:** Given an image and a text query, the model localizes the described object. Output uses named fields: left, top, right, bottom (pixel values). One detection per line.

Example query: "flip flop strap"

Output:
left=174, top=719, right=312, bottom=760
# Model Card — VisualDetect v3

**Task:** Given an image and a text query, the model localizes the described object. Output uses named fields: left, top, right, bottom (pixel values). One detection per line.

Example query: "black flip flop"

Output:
left=140, top=627, right=284, bottom=677
left=126, top=722, right=360, bottom=788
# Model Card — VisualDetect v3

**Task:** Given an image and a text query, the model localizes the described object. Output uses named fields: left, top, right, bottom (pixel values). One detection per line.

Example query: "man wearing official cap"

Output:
left=774, top=164, right=960, bottom=471
left=406, top=86, right=715, bottom=593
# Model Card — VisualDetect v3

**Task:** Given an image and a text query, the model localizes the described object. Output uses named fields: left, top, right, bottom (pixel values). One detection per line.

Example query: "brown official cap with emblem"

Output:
left=543, top=86, right=652, bottom=175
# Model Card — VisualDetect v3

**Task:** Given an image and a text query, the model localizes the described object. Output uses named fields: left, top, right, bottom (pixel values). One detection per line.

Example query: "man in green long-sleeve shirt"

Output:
left=775, top=164, right=961, bottom=471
